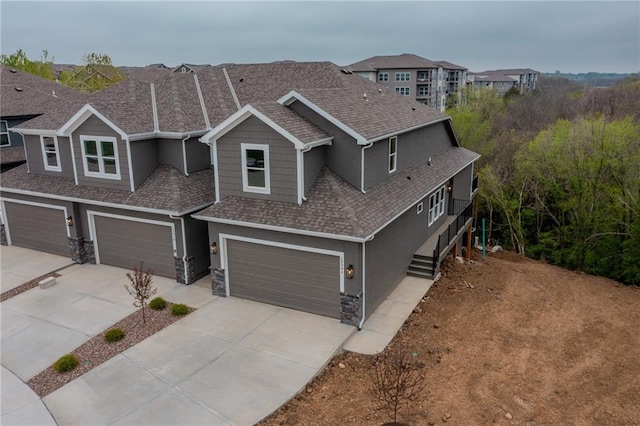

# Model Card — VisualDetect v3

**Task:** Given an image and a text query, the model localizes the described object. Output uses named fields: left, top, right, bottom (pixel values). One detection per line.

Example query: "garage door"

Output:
left=226, top=239, right=341, bottom=318
left=4, top=202, right=69, bottom=256
left=93, top=215, right=176, bottom=278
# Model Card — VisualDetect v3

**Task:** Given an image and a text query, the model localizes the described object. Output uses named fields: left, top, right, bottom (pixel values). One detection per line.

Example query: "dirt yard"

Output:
left=263, top=251, right=640, bottom=425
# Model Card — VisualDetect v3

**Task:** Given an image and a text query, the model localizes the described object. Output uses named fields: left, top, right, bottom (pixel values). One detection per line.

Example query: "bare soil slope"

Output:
left=263, top=252, right=640, bottom=425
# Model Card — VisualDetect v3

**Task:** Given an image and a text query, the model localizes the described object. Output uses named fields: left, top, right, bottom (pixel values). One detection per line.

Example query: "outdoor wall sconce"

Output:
left=345, top=264, right=355, bottom=279
left=447, top=184, right=453, bottom=192
left=210, top=242, right=218, bottom=255
left=66, top=216, right=73, bottom=227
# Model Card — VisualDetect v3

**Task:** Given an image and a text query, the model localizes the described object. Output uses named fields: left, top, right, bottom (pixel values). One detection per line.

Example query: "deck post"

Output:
left=466, top=225, right=472, bottom=260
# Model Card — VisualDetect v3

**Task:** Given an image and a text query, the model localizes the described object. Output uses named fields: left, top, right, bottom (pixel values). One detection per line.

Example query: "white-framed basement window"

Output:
left=428, top=186, right=446, bottom=226
left=1, top=121, right=10, bottom=146
left=388, top=136, right=397, bottom=173
left=241, top=143, right=270, bottom=194
left=41, top=135, right=61, bottom=172
left=80, top=135, right=120, bottom=179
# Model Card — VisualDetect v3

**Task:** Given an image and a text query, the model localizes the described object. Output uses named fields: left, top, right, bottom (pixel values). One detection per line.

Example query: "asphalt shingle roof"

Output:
left=195, top=146, right=479, bottom=239
left=251, top=103, right=330, bottom=144
left=348, top=54, right=439, bottom=72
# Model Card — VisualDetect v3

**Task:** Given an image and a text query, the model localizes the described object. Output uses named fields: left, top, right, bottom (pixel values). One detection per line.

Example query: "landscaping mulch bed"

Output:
left=27, top=302, right=195, bottom=397
left=0, top=272, right=61, bottom=302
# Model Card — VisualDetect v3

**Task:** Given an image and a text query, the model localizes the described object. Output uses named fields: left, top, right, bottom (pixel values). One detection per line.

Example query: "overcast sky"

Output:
left=1, top=1, right=638, bottom=73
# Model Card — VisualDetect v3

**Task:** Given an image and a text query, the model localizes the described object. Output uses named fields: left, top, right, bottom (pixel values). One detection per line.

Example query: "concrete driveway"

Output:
left=0, top=246, right=74, bottom=292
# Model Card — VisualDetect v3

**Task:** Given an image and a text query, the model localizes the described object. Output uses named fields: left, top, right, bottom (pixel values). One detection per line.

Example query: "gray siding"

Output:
left=185, top=138, right=210, bottom=173
left=217, top=116, right=297, bottom=203
left=207, top=222, right=361, bottom=296
left=364, top=121, right=453, bottom=190
left=183, top=215, right=210, bottom=279
left=158, top=138, right=185, bottom=173
left=22, top=135, right=74, bottom=179
left=289, top=101, right=361, bottom=190
left=72, top=115, right=131, bottom=191
left=130, top=139, right=159, bottom=188
left=303, top=145, right=325, bottom=196
left=452, top=163, right=473, bottom=201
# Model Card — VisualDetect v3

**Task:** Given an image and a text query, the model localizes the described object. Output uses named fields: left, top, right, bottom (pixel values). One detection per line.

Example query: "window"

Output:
left=41, top=136, right=61, bottom=172
left=428, top=186, right=446, bottom=226
left=395, top=72, right=410, bottom=82
left=388, top=136, right=397, bottom=173
left=417, top=71, right=430, bottom=81
left=80, top=135, right=120, bottom=179
left=418, top=86, right=430, bottom=96
left=241, top=143, right=270, bottom=194
left=378, top=72, right=389, bottom=82
left=395, top=87, right=410, bottom=96
left=417, top=202, right=424, bottom=214
left=0, top=121, right=9, bottom=146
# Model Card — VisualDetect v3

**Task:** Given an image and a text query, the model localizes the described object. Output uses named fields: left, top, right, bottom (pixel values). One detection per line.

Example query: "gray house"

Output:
left=1, top=61, right=478, bottom=326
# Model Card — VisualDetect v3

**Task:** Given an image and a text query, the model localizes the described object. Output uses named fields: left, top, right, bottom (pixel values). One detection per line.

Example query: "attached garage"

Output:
left=2, top=200, right=70, bottom=256
left=90, top=212, right=177, bottom=278
left=224, top=237, right=342, bottom=318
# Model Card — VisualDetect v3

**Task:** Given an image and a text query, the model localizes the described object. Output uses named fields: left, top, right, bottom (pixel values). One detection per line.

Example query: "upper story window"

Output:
left=0, top=121, right=9, bottom=146
left=80, top=135, right=120, bottom=179
left=395, top=72, right=410, bottom=82
left=418, top=86, right=430, bottom=96
left=388, top=136, right=397, bottom=173
left=379, top=72, right=389, bottom=82
left=241, top=143, right=270, bottom=194
left=395, top=87, right=410, bottom=96
left=41, top=136, right=61, bottom=172
left=428, top=186, right=446, bottom=226
left=417, top=71, right=430, bottom=81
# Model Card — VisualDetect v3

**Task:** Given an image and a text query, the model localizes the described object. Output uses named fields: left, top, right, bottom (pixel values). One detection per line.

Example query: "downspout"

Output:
left=358, top=234, right=375, bottom=329
left=181, top=134, right=190, bottom=176
left=360, top=142, right=374, bottom=193
left=299, top=146, right=313, bottom=203
left=169, top=214, right=190, bottom=285
left=16, top=132, right=30, bottom=174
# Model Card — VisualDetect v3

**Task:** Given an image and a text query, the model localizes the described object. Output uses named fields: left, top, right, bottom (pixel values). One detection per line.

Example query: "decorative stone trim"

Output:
left=211, top=267, right=226, bottom=296
left=175, top=256, right=197, bottom=285
left=340, top=292, right=363, bottom=327
left=68, top=236, right=90, bottom=264
left=0, top=224, right=7, bottom=246
left=82, top=240, right=96, bottom=264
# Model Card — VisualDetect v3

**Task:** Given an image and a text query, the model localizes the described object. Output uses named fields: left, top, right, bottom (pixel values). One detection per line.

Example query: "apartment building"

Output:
left=467, top=68, right=539, bottom=95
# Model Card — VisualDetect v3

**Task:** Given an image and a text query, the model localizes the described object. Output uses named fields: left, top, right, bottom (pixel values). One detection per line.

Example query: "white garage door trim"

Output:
left=219, top=233, right=345, bottom=297
left=87, top=210, right=177, bottom=265
left=0, top=198, right=70, bottom=245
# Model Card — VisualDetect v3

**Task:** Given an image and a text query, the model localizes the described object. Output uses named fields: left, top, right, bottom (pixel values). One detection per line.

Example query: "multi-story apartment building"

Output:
left=348, top=54, right=467, bottom=112
left=467, top=68, right=539, bottom=95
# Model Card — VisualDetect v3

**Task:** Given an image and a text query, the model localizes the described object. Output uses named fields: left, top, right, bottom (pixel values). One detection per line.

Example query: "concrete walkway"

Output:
left=1, top=367, right=56, bottom=426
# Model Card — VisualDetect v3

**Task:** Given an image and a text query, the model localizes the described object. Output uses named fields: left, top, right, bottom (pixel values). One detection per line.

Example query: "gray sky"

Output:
left=1, top=1, right=639, bottom=73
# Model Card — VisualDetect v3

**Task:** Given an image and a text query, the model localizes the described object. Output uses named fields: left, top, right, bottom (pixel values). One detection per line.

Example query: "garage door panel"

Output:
left=94, top=216, right=175, bottom=279
left=227, top=239, right=340, bottom=318
left=4, top=202, right=69, bottom=256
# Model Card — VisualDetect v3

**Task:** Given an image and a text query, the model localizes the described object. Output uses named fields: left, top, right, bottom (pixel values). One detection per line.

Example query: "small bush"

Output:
left=171, top=303, right=189, bottom=316
left=149, top=297, right=166, bottom=310
left=104, top=328, right=125, bottom=342
left=53, top=354, right=79, bottom=373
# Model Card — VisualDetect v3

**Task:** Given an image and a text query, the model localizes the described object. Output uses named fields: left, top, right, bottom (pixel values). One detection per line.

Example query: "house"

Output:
left=348, top=54, right=468, bottom=112
left=1, top=61, right=479, bottom=327
left=0, top=66, right=85, bottom=172
left=468, top=68, right=539, bottom=95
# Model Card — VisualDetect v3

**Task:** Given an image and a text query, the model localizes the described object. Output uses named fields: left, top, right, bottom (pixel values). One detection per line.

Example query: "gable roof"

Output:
left=0, top=65, right=85, bottom=118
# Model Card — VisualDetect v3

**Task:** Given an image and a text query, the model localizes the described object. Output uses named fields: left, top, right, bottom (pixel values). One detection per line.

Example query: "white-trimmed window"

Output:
left=388, top=136, right=397, bottom=173
left=417, top=202, right=424, bottom=214
left=80, top=135, right=120, bottom=179
left=395, top=87, right=410, bottom=96
left=417, top=71, right=430, bottom=81
left=241, top=143, right=270, bottom=194
left=0, top=121, right=9, bottom=146
left=379, top=72, right=389, bottom=82
left=428, top=186, right=446, bottom=226
left=418, top=86, right=430, bottom=96
left=395, top=72, right=410, bottom=82
left=41, top=135, right=61, bottom=172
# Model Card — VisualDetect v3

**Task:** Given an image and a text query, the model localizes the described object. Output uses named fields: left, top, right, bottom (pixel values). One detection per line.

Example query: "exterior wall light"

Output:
left=447, top=184, right=452, bottom=192
left=66, top=216, right=73, bottom=227
left=346, top=264, right=355, bottom=279
left=210, top=242, right=218, bottom=255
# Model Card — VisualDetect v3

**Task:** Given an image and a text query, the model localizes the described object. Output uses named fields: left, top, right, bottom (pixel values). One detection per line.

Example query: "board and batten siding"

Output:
left=23, top=135, right=75, bottom=179
left=216, top=116, right=297, bottom=203
left=72, top=115, right=131, bottom=191
left=303, top=145, right=325, bottom=196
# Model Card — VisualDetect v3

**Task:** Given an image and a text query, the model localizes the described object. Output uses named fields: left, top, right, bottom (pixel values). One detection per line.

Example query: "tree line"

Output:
left=449, top=76, right=640, bottom=285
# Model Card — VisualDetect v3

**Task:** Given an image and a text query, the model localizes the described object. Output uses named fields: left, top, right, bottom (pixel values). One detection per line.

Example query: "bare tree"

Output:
left=370, top=345, right=426, bottom=425
left=125, top=262, right=156, bottom=324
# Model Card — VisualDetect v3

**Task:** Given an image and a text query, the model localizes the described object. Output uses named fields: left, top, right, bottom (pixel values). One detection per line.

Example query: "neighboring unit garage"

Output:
left=223, top=236, right=342, bottom=319
left=1, top=199, right=70, bottom=256
left=89, top=211, right=177, bottom=278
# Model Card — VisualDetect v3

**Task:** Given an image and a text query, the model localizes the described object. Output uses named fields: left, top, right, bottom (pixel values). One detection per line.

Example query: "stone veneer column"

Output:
left=211, top=267, right=226, bottom=296
left=340, top=292, right=363, bottom=327
left=68, top=236, right=90, bottom=264
left=0, top=224, right=7, bottom=246
left=174, top=256, right=197, bottom=285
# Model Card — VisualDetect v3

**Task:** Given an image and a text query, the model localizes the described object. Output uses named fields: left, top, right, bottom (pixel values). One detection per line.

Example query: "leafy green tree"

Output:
left=0, top=49, right=54, bottom=79
left=58, top=52, right=125, bottom=93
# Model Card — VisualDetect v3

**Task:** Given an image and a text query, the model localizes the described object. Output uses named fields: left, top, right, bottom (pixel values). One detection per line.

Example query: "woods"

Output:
left=449, top=76, right=640, bottom=284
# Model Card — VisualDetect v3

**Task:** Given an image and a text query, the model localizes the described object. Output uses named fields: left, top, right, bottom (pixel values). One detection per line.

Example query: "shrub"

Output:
left=149, top=297, right=166, bottom=310
left=104, top=328, right=125, bottom=342
left=53, top=354, right=79, bottom=373
left=171, top=303, right=189, bottom=316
